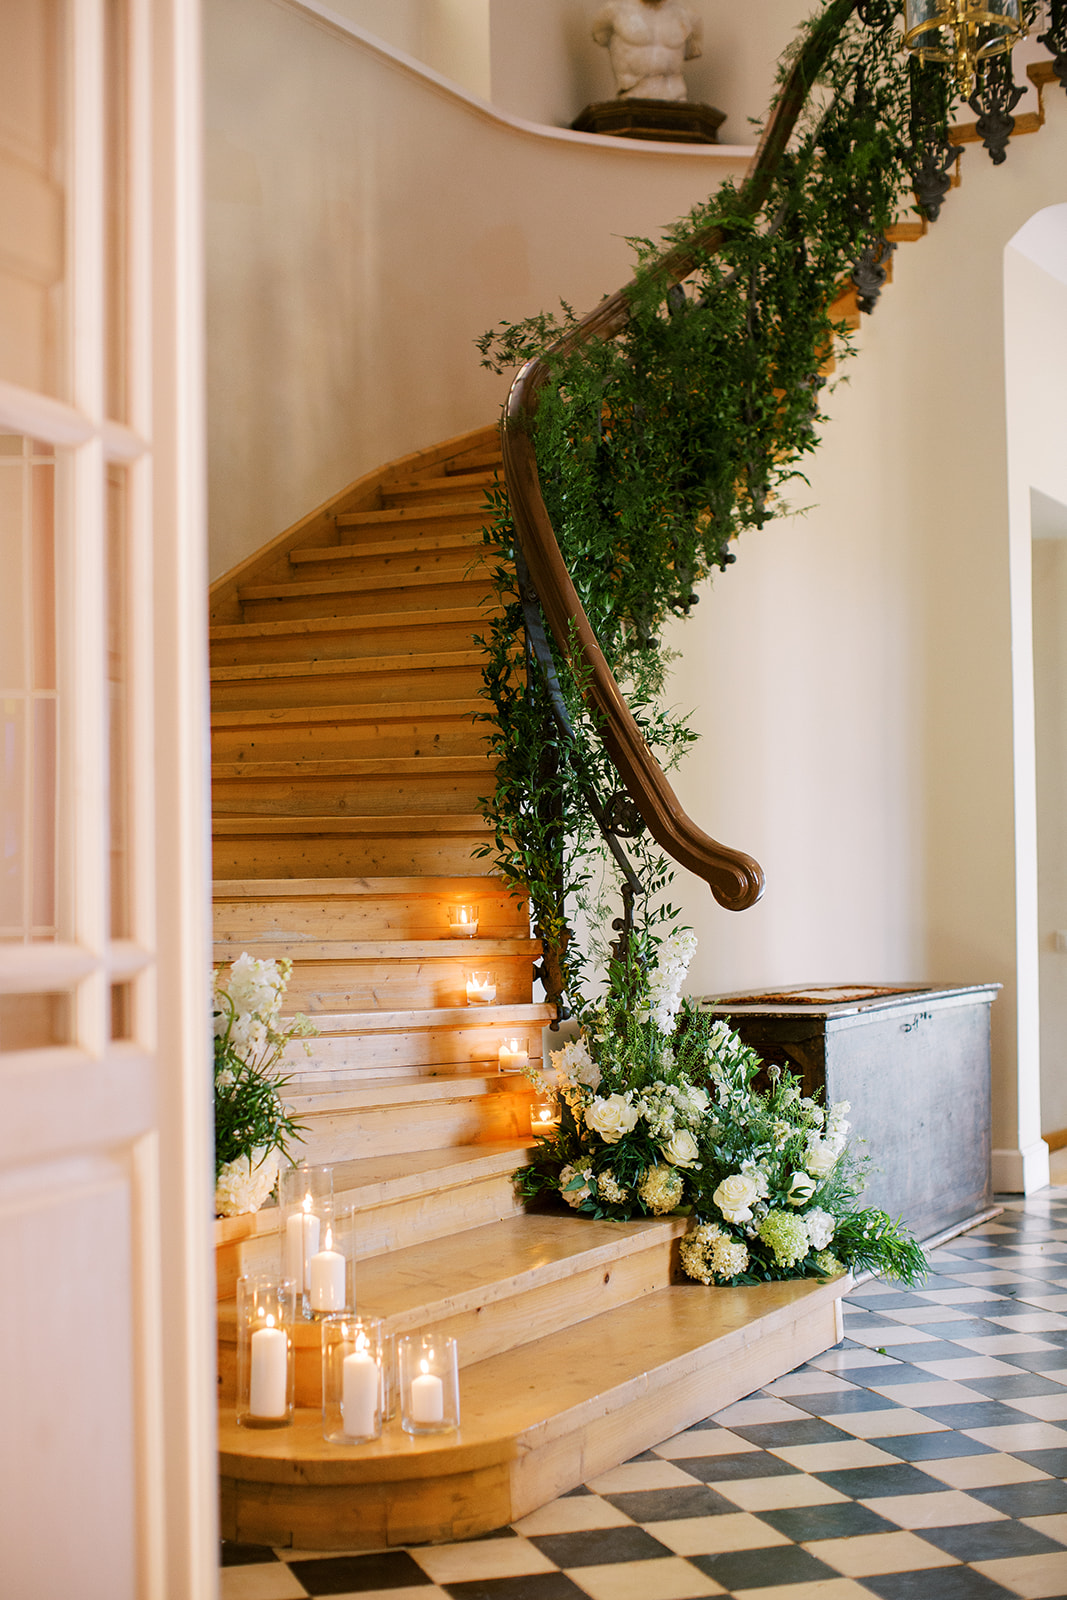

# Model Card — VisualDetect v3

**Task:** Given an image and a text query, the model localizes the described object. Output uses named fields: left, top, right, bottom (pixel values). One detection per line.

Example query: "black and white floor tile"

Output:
left=222, top=1188, right=1067, bottom=1600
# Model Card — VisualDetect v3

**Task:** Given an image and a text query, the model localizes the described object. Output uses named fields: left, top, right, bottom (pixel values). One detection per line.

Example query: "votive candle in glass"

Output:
left=279, top=1161, right=333, bottom=1319
left=465, top=972, right=496, bottom=1005
left=498, top=1035, right=529, bottom=1073
left=448, top=904, right=479, bottom=938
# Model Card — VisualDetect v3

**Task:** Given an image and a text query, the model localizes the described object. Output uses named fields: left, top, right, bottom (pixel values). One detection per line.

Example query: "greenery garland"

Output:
left=474, top=1, right=1038, bottom=1013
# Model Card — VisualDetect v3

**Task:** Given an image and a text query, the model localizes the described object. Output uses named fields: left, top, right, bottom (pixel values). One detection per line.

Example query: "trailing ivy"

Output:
left=474, top=2, right=1040, bottom=1011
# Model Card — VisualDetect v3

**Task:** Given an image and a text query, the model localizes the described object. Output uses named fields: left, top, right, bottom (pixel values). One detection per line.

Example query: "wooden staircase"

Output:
left=210, top=425, right=844, bottom=1549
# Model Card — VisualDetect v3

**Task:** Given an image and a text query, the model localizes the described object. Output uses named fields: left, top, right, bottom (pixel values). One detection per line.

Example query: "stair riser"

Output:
left=211, top=619, right=484, bottom=668
left=212, top=771, right=491, bottom=818
left=216, top=1167, right=526, bottom=1298
left=212, top=833, right=494, bottom=878
left=218, top=1232, right=681, bottom=1406
left=240, top=578, right=490, bottom=625
left=212, top=721, right=488, bottom=763
left=280, top=1027, right=542, bottom=1077
left=211, top=667, right=485, bottom=714
left=288, top=1091, right=533, bottom=1166
left=212, top=888, right=527, bottom=944
left=263, top=956, right=534, bottom=1013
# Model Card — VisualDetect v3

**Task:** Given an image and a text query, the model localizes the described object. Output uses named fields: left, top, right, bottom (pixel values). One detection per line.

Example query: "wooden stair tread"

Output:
left=210, top=606, right=485, bottom=642
left=212, top=814, right=490, bottom=835
left=384, top=472, right=499, bottom=496
left=218, top=1275, right=843, bottom=1504
left=212, top=937, right=540, bottom=959
left=210, top=651, right=483, bottom=683
left=211, top=700, right=484, bottom=729
left=236, top=568, right=486, bottom=604
left=290, top=532, right=487, bottom=565
left=335, top=502, right=488, bottom=528
left=212, top=755, right=490, bottom=780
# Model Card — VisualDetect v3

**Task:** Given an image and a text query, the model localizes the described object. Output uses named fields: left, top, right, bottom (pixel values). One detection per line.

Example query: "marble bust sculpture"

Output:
left=591, top=0, right=703, bottom=103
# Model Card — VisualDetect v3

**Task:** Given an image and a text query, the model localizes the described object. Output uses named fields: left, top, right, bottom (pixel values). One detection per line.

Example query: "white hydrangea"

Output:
left=214, top=1147, right=281, bottom=1217
left=597, top=1170, right=629, bottom=1205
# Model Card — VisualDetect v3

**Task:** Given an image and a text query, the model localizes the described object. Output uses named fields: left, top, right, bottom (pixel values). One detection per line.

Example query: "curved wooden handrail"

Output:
left=502, top=0, right=860, bottom=912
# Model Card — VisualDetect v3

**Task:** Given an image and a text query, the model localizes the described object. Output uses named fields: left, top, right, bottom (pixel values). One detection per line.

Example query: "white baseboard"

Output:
left=992, top=1140, right=1051, bottom=1194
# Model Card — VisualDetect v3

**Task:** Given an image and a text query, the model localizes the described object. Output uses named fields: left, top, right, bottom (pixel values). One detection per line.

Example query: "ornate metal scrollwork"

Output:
left=856, top=0, right=899, bottom=28
left=604, top=791, right=646, bottom=838
left=967, top=52, right=1024, bottom=164
left=1039, top=0, right=1067, bottom=89
left=851, top=235, right=896, bottom=313
left=908, top=57, right=958, bottom=221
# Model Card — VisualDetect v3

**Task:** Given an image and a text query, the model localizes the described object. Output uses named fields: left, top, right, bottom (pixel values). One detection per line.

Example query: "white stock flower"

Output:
left=585, top=1093, right=640, bottom=1144
left=713, top=1171, right=760, bottom=1224
left=661, top=1128, right=700, bottom=1169
left=225, top=953, right=287, bottom=1022
left=550, top=1037, right=601, bottom=1091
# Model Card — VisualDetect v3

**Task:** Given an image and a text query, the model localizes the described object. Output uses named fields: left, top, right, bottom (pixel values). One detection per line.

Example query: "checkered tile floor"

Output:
left=222, top=1188, right=1067, bottom=1600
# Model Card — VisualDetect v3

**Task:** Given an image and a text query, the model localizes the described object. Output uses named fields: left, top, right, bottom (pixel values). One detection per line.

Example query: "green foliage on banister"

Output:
left=475, top=0, right=1041, bottom=1014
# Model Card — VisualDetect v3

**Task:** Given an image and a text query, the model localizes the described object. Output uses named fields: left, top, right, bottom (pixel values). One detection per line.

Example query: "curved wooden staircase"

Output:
left=210, top=424, right=844, bottom=1548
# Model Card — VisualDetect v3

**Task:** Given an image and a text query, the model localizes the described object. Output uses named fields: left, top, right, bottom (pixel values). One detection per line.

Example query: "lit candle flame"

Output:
left=265, top=1313, right=275, bottom=1328
left=302, top=1192, right=312, bottom=1213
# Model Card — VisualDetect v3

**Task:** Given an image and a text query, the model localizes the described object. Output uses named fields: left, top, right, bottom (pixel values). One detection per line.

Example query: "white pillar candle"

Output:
left=410, top=1364, right=445, bottom=1424
left=248, top=1319, right=288, bottom=1419
left=285, top=1202, right=320, bottom=1291
left=310, top=1244, right=347, bottom=1312
left=342, top=1347, right=379, bottom=1438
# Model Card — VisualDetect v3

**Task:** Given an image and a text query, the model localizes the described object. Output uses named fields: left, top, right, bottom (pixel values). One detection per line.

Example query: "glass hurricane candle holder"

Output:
left=498, top=1035, right=529, bottom=1073
left=531, top=1093, right=560, bottom=1135
left=280, top=1161, right=334, bottom=1319
left=380, top=1327, right=398, bottom=1421
left=321, top=1315, right=383, bottom=1444
left=448, top=904, right=479, bottom=938
left=237, top=1275, right=295, bottom=1428
left=465, top=972, right=496, bottom=1006
left=309, top=1204, right=353, bottom=1316
left=399, top=1331, right=460, bottom=1435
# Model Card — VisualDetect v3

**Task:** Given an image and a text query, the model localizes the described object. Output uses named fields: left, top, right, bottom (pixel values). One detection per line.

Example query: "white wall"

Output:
left=204, top=0, right=750, bottom=578
left=1005, top=208, right=1067, bottom=1150
left=318, top=0, right=492, bottom=98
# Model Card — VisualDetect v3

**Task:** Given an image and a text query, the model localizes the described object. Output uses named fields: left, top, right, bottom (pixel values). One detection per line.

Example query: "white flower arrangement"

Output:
left=517, top=934, right=927, bottom=1288
left=213, top=954, right=315, bottom=1217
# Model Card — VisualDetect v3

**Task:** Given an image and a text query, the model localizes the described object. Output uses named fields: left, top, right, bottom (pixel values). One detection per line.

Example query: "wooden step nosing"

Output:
left=211, top=938, right=541, bottom=960
left=335, top=502, right=489, bottom=527
left=210, top=650, right=484, bottom=683
left=238, top=569, right=485, bottom=604
left=211, top=700, right=485, bottom=729
left=211, top=606, right=485, bottom=642
left=211, top=756, right=492, bottom=780
left=290, top=534, right=487, bottom=565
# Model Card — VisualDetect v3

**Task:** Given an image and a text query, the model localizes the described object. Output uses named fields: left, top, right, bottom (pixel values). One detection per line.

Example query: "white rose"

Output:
left=787, top=1171, right=817, bottom=1206
left=585, top=1093, right=639, bottom=1144
left=805, top=1138, right=840, bottom=1179
left=713, top=1171, right=760, bottom=1224
left=662, top=1128, right=700, bottom=1169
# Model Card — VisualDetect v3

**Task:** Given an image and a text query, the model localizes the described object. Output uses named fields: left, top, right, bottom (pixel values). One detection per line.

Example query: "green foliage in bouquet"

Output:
left=518, top=936, right=927, bottom=1288
left=213, top=954, right=314, bottom=1212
